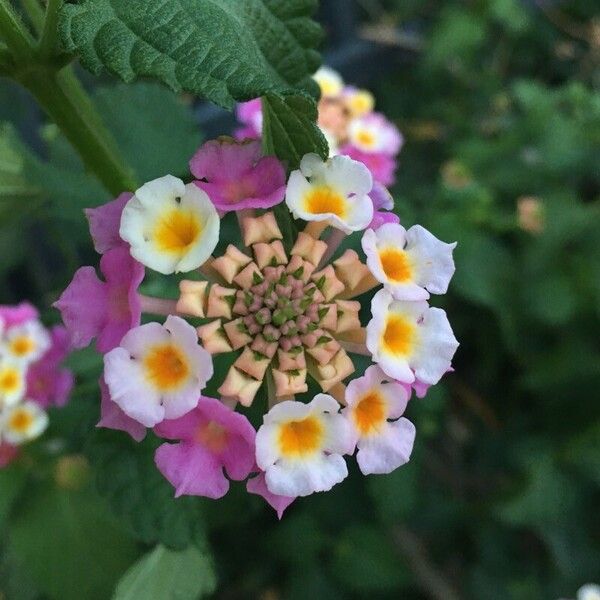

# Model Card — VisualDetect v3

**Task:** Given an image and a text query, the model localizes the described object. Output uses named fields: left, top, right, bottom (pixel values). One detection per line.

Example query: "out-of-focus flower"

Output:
left=286, top=153, right=373, bottom=233
left=366, top=290, right=458, bottom=384
left=190, top=138, right=286, bottom=213
left=255, top=394, right=352, bottom=497
left=441, top=160, right=472, bottom=189
left=0, top=302, right=39, bottom=329
left=54, top=246, right=144, bottom=352
left=154, top=396, right=255, bottom=499
left=577, top=584, right=600, bottom=600
left=2, top=319, right=50, bottom=365
left=26, top=326, right=74, bottom=408
left=0, top=400, right=48, bottom=445
left=104, top=315, right=213, bottom=427
left=362, top=223, right=456, bottom=300
left=339, top=144, right=397, bottom=186
left=235, top=98, right=262, bottom=139
left=120, top=175, right=219, bottom=274
left=0, top=359, right=26, bottom=407
left=347, top=114, right=403, bottom=156
left=313, top=66, right=344, bottom=98
left=517, top=196, right=545, bottom=234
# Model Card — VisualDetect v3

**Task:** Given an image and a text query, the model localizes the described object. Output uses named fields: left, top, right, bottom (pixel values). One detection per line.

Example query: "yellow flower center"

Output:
left=9, top=409, right=33, bottom=433
left=155, top=209, right=202, bottom=254
left=319, top=80, right=340, bottom=97
left=10, top=336, right=36, bottom=357
left=195, top=421, right=229, bottom=452
left=278, top=416, right=324, bottom=457
left=355, top=129, right=376, bottom=148
left=353, top=391, right=386, bottom=435
left=349, top=92, right=374, bottom=115
left=379, top=248, right=412, bottom=283
left=382, top=315, right=415, bottom=356
left=143, top=344, right=190, bottom=391
left=0, top=367, right=21, bottom=393
left=304, top=186, right=347, bottom=218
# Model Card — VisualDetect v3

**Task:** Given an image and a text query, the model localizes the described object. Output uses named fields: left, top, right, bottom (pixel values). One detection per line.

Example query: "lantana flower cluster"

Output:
left=57, top=134, right=458, bottom=517
left=0, top=303, right=74, bottom=466
left=236, top=66, right=403, bottom=187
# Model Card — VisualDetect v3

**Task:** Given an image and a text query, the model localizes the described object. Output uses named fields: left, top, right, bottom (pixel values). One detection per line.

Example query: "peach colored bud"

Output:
left=234, top=347, right=270, bottom=380
left=285, top=255, right=315, bottom=282
left=253, top=240, right=288, bottom=269
left=277, top=348, right=307, bottom=371
left=272, top=368, right=308, bottom=397
left=517, top=196, right=544, bottom=234
left=313, top=349, right=354, bottom=392
left=242, top=212, right=282, bottom=246
left=291, top=232, right=328, bottom=266
left=206, top=284, right=236, bottom=319
left=333, top=249, right=371, bottom=291
left=304, top=221, right=329, bottom=239
left=335, top=299, right=361, bottom=333
left=197, top=319, right=233, bottom=354
left=218, top=366, right=262, bottom=407
left=318, top=97, right=349, bottom=139
left=306, top=338, right=340, bottom=366
left=223, top=318, right=253, bottom=350
left=319, top=303, right=338, bottom=331
left=311, top=265, right=345, bottom=301
left=176, top=280, right=208, bottom=317
left=212, top=245, right=252, bottom=283
left=233, top=262, right=263, bottom=289
left=251, top=335, right=278, bottom=359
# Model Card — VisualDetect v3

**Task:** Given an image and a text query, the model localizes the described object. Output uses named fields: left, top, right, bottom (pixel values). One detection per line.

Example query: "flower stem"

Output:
left=18, top=66, right=138, bottom=195
left=139, top=294, right=178, bottom=316
left=39, top=0, right=62, bottom=58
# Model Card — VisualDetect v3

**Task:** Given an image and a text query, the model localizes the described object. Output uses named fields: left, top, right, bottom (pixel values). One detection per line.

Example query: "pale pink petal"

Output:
left=247, top=472, right=295, bottom=519
left=97, top=378, right=146, bottom=442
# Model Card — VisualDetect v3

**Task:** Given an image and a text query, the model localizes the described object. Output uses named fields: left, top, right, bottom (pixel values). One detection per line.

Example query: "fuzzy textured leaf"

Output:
left=59, top=0, right=321, bottom=109
left=262, top=93, right=328, bottom=169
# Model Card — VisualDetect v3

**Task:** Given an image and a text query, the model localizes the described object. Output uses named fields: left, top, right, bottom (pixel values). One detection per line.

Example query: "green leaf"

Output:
left=87, top=429, right=207, bottom=549
left=0, top=464, right=27, bottom=532
left=94, top=83, right=203, bottom=182
left=8, top=481, right=138, bottom=600
left=262, top=93, right=328, bottom=169
left=113, top=545, right=216, bottom=600
left=59, top=0, right=321, bottom=109
left=332, top=525, right=410, bottom=592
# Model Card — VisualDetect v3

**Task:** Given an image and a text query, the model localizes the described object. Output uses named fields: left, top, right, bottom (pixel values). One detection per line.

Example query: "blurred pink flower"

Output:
left=26, top=325, right=74, bottom=408
left=0, top=302, right=38, bottom=329
left=85, top=192, right=132, bottom=254
left=340, top=144, right=397, bottom=186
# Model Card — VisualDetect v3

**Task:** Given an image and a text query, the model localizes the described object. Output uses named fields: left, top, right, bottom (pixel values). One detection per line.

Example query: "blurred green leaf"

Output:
left=0, top=465, right=27, bottom=532
left=332, top=525, right=410, bottom=592
left=113, top=544, right=216, bottom=600
left=8, top=481, right=138, bottom=600
left=87, top=430, right=207, bottom=550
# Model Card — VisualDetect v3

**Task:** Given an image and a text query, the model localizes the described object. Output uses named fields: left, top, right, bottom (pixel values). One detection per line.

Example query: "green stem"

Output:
left=39, top=0, right=61, bottom=58
left=19, top=66, right=138, bottom=195
left=20, top=0, right=44, bottom=35
left=0, top=0, right=35, bottom=59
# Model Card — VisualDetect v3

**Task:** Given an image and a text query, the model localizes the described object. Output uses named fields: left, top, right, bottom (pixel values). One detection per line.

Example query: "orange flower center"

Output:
left=9, top=409, right=33, bottom=433
left=143, top=344, right=190, bottom=391
left=379, top=248, right=412, bottom=283
left=353, top=391, right=386, bottom=435
left=195, top=420, right=229, bottom=453
left=304, top=186, right=347, bottom=218
left=155, top=209, right=201, bottom=253
left=0, top=368, right=21, bottom=393
left=10, top=336, right=35, bottom=357
left=383, top=315, right=415, bottom=356
left=279, top=416, right=323, bottom=457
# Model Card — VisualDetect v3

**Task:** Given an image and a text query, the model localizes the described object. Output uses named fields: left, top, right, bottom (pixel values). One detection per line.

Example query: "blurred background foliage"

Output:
left=0, top=0, right=599, bottom=598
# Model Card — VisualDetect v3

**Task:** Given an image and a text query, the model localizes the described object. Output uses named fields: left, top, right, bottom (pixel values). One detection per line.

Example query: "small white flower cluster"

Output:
left=0, top=318, right=50, bottom=446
